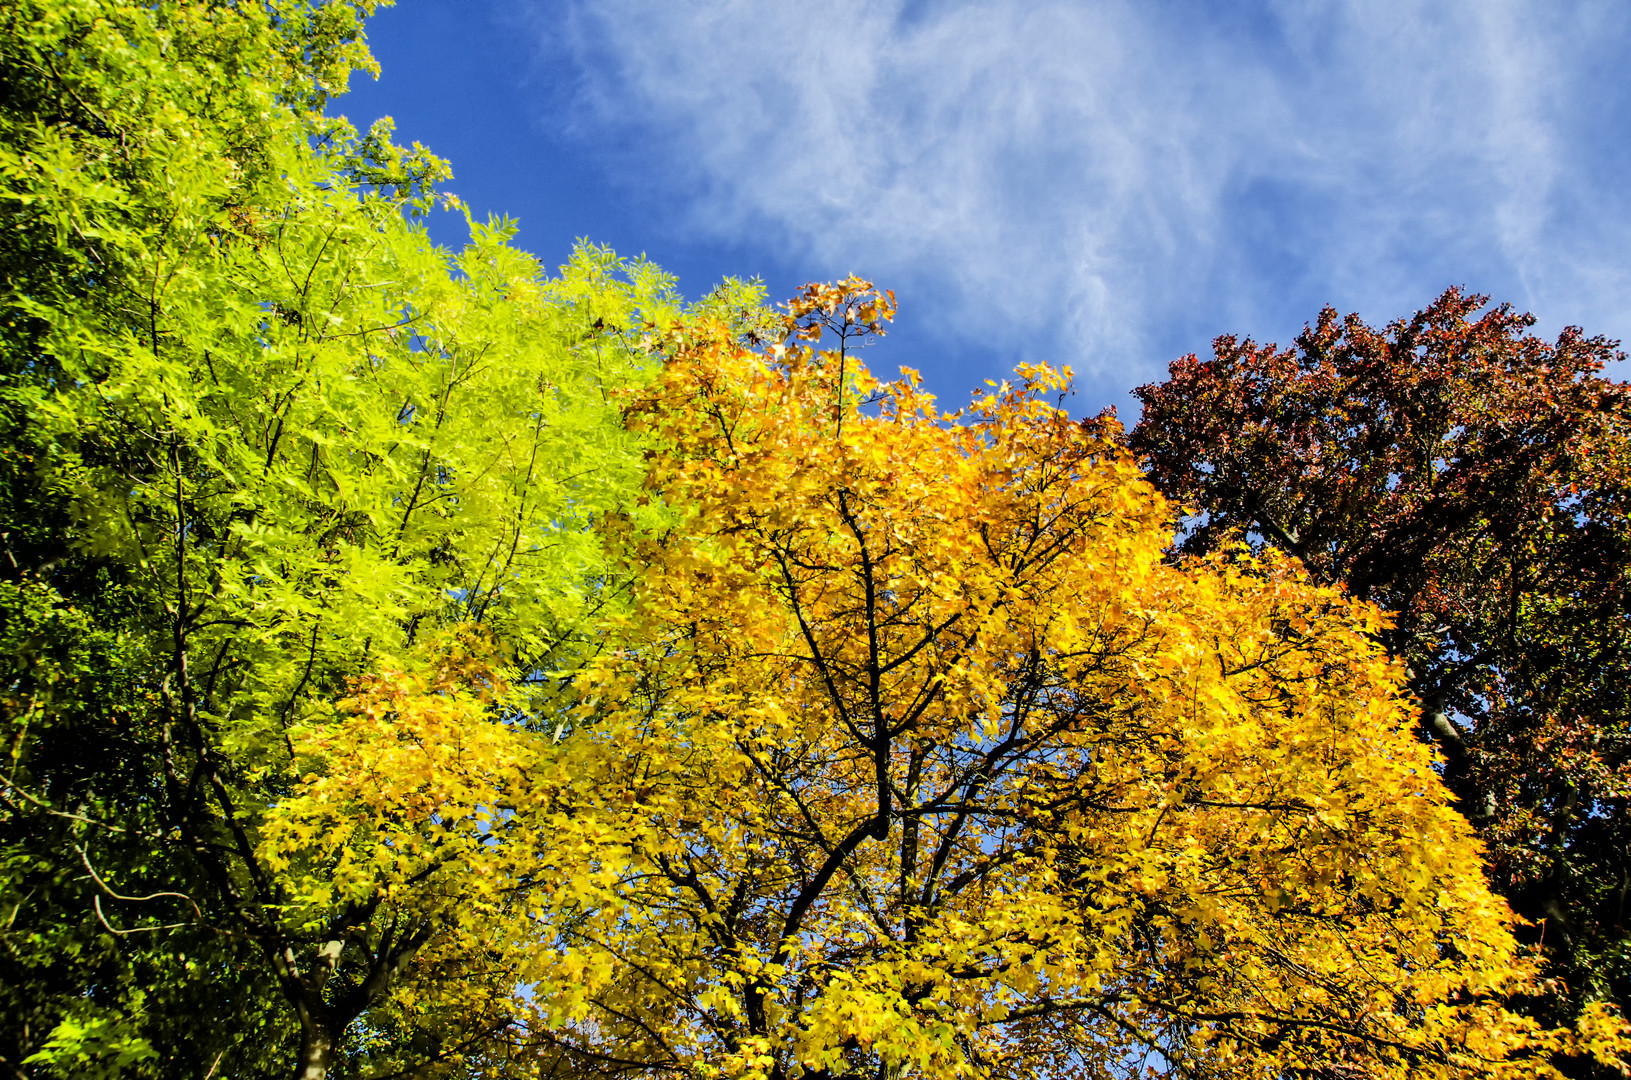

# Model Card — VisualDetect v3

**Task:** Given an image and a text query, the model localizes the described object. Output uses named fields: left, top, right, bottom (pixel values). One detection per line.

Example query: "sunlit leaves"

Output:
left=0, top=1, right=679, bottom=1074
left=526, top=280, right=1626, bottom=1080
left=1129, top=289, right=1631, bottom=1058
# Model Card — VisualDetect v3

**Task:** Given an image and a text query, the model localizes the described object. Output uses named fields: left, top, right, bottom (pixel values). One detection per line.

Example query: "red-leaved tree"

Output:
left=1129, top=289, right=1631, bottom=1069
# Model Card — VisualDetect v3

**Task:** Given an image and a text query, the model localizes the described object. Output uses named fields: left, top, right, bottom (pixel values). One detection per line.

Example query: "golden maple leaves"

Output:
left=270, top=280, right=1629, bottom=1079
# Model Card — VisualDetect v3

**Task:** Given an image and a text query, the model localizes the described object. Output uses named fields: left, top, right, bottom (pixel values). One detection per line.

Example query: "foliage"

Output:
left=514, top=280, right=1627, bottom=1080
left=1128, top=289, right=1631, bottom=1069
left=0, top=0, right=687, bottom=1075
left=8, top=1, right=1627, bottom=1077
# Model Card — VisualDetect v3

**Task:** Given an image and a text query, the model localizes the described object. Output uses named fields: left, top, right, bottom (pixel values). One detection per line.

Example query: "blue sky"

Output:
left=336, top=0, right=1631, bottom=416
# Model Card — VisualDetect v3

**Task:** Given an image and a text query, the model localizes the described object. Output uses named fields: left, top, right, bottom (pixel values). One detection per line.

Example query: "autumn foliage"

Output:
left=5, top=2, right=1631, bottom=1077
left=1130, top=290, right=1631, bottom=1054
left=509, top=280, right=1628, bottom=1080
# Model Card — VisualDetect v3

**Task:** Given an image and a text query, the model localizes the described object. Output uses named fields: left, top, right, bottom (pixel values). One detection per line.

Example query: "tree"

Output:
left=0, top=1, right=692, bottom=1075
left=1127, top=289, right=1631, bottom=1070
left=518, top=280, right=1627, bottom=1080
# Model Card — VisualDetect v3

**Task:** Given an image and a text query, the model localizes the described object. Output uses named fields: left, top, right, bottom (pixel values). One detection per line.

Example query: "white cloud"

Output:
left=525, top=0, right=1631, bottom=393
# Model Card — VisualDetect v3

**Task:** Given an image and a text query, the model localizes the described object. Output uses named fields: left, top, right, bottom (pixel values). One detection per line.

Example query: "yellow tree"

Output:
left=525, top=281, right=1629, bottom=1080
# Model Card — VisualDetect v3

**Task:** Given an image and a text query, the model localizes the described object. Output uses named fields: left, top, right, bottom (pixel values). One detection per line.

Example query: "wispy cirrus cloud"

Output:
left=521, top=0, right=1631, bottom=397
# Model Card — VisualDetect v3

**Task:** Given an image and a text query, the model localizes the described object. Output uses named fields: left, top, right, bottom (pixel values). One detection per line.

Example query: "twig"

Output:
left=76, top=843, right=202, bottom=920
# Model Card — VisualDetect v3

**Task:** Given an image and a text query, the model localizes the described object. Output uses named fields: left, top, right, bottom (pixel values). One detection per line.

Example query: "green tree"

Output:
left=1128, top=289, right=1631, bottom=1074
left=0, top=1, right=696, bottom=1075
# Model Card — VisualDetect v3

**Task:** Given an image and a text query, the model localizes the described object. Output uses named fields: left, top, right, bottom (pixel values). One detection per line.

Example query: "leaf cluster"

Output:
left=0, top=1, right=681, bottom=1075
left=1129, top=288, right=1631, bottom=1070
left=518, top=283, right=1626, bottom=1080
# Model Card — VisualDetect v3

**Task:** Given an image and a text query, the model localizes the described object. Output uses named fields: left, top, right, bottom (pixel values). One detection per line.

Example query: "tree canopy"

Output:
left=513, top=280, right=1624, bottom=1080
left=2, top=3, right=1629, bottom=1079
left=1129, top=289, right=1631, bottom=1073
left=0, top=0, right=686, bottom=1074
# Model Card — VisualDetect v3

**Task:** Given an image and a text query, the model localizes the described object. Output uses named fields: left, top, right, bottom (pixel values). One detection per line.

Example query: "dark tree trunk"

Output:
left=293, top=1015, right=336, bottom=1080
